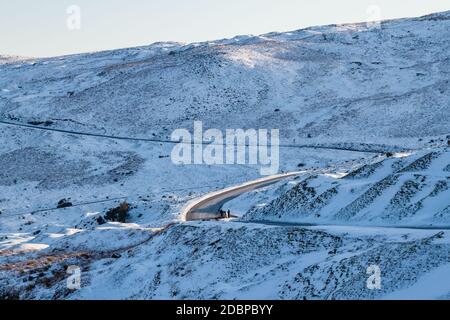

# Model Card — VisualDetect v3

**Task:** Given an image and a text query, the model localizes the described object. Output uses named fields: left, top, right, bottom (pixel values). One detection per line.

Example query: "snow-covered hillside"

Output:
left=0, top=10, right=450, bottom=300
left=241, top=147, right=450, bottom=227
left=1, top=10, right=450, bottom=147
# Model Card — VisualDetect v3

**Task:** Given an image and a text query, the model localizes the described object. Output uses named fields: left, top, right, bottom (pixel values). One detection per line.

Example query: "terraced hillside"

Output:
left=243, top=148, right=450, bottom=226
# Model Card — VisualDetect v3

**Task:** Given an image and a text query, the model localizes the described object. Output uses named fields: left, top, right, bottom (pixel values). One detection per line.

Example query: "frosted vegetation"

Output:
left=0, top=10, right=449, bottom=299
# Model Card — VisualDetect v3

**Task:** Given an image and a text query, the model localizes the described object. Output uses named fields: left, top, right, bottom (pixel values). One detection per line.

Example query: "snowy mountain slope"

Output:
left=1, top=11, right=450, bottom=147
left=0, top=121, right=368, bottom=220
left=2, top=221, right=450, bottom=300
left=1, top=10, right=450, bottom=300
left=240, top=147, right=450, bottom=226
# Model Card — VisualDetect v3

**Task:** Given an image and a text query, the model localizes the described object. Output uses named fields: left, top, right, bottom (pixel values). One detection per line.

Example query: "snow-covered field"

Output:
left=1, top=10, right=450, bottom=299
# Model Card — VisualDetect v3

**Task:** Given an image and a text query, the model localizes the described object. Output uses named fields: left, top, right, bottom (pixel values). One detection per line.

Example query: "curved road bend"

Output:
left=183, top=172, right=302, bottom=221
left=183, top=172, right=450, bottom=231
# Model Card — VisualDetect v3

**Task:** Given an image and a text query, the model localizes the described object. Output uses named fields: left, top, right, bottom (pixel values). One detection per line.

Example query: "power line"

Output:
left=0, top=119, right=387, bottom=153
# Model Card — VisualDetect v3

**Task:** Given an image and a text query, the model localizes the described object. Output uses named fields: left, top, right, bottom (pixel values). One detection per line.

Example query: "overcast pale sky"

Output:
left=1, top=0, right=450, bottom=57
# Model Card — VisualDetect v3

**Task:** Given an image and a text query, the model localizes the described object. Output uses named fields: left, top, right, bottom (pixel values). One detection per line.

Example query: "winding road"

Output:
left=183, top=171, right=301, bottom=221
left=183, top=172, right=450, bottom=231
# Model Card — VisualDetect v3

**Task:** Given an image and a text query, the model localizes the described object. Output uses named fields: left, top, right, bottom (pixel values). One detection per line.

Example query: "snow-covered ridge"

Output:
left=0, top=55, right=34, bottom=65
left=242, top=147, right=450, bottom=226
left=1, top=10, right=450, bottom=147
left=1, top=10, right=450, bottom=300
